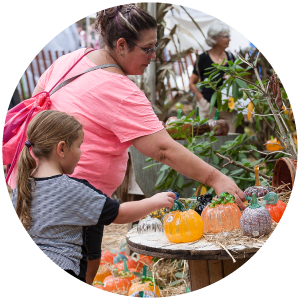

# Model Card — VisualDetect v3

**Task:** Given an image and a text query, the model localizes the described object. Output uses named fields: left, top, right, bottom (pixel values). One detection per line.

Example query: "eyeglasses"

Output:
left=131, top=42, right=158, bottom=55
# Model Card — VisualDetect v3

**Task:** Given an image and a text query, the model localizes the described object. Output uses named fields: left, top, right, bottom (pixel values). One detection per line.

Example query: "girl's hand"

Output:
left=150, top=191, right=176, bottom=210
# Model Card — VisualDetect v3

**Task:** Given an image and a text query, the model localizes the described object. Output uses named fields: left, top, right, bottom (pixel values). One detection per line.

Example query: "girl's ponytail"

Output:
left=14, top=110, right=83, bottom=230
left=16, top=144, right=36, bottom=230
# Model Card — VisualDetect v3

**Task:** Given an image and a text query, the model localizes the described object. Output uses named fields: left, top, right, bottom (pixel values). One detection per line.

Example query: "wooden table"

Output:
left=126, top=228, right=260, bottom=291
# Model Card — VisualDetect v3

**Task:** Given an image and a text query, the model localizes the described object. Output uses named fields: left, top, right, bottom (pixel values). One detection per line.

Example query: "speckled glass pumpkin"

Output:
left=201, top=192, right=241, bottom=233
left=163, top=200, right=204, bottom=243
left=129, top=291, right=158, bottom=298
left=262, top=192, right=286, bottom=223
left=244, top=166, right=273, bottom=199
left=240, top=194, right=272, bottom=237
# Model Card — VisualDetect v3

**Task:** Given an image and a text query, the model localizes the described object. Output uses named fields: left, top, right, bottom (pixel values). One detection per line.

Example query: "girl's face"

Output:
left=61, top=130, right=84, bottom=174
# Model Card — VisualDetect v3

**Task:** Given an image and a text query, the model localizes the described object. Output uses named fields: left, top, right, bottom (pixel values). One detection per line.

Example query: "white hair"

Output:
left=205, top=22, right=230, bottom=47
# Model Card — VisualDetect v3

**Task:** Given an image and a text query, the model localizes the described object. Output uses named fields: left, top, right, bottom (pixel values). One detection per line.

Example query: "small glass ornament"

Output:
left=137, top=215, right=163, bottom=234
left=244, top=166, right=272, bottom=199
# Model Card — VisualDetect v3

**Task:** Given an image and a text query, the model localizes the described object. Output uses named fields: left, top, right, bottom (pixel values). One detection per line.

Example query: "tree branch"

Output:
left=216, top=153, right=272, bottom=181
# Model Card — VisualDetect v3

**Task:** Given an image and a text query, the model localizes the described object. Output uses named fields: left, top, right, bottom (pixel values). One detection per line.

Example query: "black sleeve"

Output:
left=192, top=53, right=206, bottom=77
left=96, top=197, right=120, bottom=226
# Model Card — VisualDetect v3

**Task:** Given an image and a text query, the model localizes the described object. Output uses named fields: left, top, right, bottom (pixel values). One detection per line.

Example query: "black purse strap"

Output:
left=49, top=63, right=121, bottom=96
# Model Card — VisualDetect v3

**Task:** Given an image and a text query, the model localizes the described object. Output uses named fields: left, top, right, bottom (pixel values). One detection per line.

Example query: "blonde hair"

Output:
left=16, top=110, right=83, bottom=230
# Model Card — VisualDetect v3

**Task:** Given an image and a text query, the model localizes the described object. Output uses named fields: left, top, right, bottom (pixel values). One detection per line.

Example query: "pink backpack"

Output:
left=3, top=48, right=120, bottom=183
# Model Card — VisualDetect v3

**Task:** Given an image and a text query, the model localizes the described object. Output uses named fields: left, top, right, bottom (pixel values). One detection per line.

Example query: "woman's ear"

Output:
left=56, top=141, right=66, bottom=158
left=116, top=37, right=127, bottom=52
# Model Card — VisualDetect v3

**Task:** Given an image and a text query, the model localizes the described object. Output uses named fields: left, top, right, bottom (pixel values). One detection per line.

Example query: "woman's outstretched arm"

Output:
left=131, top=129, right=246, bottom=210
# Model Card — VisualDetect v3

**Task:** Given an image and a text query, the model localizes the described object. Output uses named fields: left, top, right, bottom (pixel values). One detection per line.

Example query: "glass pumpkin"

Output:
left=240, top=194, right=272, bottom=237
left=165, top=109, right=192, bottom=138
left=201, top=192, right=241, bottom=233
left=137, top=215, right=163, bottom=234
left=262, top=192, right=286, bottom=223
left=129, top=291, right=158, bottom=298
left=103, top=268, right=132, bottom=293
left=93, top=265, right=112, bottom=283
left=244, top=166, right=272, bottom=199
left=100, top=250, right=114, bottom=265
left=163, top=200, right=204, bottom=243
left=194, top=192, right=213, bottom=216
left=128, top=266, right=161, bottom=297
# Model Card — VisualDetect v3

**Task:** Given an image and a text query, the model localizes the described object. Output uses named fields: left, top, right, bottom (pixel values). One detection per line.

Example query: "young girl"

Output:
left=12, top=110, right=175, bottom=283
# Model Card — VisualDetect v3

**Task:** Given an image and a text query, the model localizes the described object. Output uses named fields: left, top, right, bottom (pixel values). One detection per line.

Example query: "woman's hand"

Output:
left=150, top=191, right=176, bottom=210
left=208, top=170, right=246, bottom=210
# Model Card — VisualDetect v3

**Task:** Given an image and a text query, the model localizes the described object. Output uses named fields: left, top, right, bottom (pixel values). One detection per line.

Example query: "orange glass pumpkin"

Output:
left=163, top=200, right=204, bottom=243
left=262, top=192, right=286, bottom=223
left=128, top=266, right=161, bottom=297
left=103, top=268, right=132, bottom=293
left=265, top=137, right=283, bottom=151
left=93, top=265, right=112, bottom=283
left=100, top=250, right=114, bottom=265
left=201, top=192, right=241, bottom=233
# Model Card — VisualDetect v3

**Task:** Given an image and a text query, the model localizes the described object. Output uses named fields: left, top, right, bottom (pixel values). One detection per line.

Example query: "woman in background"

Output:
left=189, top=22, right=237, bottom=132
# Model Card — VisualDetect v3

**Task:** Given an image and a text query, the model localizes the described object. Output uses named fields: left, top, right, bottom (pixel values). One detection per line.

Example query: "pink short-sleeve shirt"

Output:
left=31, top=48, right=163, bottom=196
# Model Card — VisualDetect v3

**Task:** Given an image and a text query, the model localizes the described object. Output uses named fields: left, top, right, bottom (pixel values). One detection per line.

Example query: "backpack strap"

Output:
left=49, top=64, right=121, bottom=95
left=48, top=48, right=95, bottom=94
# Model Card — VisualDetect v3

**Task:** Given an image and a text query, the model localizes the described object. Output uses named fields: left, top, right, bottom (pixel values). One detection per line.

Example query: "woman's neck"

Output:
left=209, top=45, right=226, bottom=56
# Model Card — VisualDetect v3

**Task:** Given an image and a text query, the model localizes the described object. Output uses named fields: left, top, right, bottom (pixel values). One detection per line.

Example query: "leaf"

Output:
left=155, top=170, right=165, bottom=186
left=170, top=279, right=184, bottom=286
left=211, top=152, right=219, bottom=164
left=132, top=272, right=143, bottom=278
left=160, top=164, right=170, bottom=171
left=174, top=272, right=185, bottom=278
left=209, top=91, right=218, bottom=115
left=145, top=157, right=154, bottom=163
left=143, top=163, right=161, bottom=170
left=177, top=176, right=184, bottom=189
left=220, top=168, right=229, bottom=175
left=235, top=112, right=244, bottom=128
left=230, top=169, right=244, bottom=176
left=232, top=81, right=239, bottom=99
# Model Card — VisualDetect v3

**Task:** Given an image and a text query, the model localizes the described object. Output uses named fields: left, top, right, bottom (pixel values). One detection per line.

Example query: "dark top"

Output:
left=11, top=174, right=120, bottom=278
left=192, top=51, right=235, bottom=103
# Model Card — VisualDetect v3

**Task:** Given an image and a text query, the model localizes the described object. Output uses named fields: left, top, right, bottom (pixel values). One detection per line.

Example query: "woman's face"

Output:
left=214, top=32, right=231, bottom=49
left=122, top=29, right=157, bottom=75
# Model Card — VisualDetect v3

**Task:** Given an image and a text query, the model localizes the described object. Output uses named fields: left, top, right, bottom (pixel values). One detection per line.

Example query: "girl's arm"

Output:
left=130, top=130, right=246, bottom=210
left=113, top=192, right=175, bottom=224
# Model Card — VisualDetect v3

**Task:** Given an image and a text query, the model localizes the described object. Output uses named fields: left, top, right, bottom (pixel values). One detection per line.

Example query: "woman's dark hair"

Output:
left=95, top=4, right=157, bottom=51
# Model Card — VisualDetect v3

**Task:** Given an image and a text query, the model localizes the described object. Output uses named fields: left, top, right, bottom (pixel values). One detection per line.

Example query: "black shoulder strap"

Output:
left=49, top=64, right=121, bottom=96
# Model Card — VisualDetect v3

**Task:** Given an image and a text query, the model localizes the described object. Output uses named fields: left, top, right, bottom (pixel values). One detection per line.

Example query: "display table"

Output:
left=126, top=228, right=261, bottom=291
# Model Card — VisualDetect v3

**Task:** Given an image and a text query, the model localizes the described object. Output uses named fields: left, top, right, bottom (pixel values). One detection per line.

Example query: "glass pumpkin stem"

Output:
left=249, top=193, right=261, bottom=209
left=170, top=199, right=186, bottom=212
left=123, top=259, right=129, bottom=272
left=255, top=166, right=260, bottom=186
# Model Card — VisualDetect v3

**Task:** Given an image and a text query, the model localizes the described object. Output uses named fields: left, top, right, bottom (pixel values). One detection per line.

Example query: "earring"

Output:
left=119, top=50, right=123, bottom=57
left=62, top=154, right=64, bottom=158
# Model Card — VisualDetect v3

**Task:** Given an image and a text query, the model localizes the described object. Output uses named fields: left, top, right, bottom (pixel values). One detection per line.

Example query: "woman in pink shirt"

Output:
left=30, top=4, right=245, bottom=284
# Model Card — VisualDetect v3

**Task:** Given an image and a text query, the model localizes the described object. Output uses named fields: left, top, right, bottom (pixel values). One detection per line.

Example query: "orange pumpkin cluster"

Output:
left=93, top=248, right=157, bottom=296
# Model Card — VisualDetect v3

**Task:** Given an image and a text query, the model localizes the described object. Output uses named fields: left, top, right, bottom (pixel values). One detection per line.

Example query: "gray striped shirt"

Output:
left=12, top=174, right=119, bottom=276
